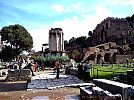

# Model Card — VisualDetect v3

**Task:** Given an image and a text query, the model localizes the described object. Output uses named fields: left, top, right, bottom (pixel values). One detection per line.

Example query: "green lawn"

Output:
left=90, top=64, right=134, bottom=80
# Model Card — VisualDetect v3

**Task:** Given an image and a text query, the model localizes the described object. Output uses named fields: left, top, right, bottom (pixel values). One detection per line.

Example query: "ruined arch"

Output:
left=112, top=53, right=116, bottom=63
left=104, top=53, right=110, bottom=62
left=85, top=54, right=96, bottom=63
left=97, top=54, right=103, bottom=64
left=116, top=46, right=124, bottom=54
left=88, top=54, right=96, bottom=60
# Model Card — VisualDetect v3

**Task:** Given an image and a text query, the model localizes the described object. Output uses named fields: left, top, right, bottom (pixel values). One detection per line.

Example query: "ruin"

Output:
left=91, top=17, right=134, bottom=46
left=80, top=79, right=134, bottom=100
left=42, top=28, right=65, bottom=57
left=83, top=42, right=134, bottom=64
left=83, top=42, right=120, bottom=64
left=49, top=28, right=64, bottom=52
left=83, top=17, right=134, bottom=64
left=5, top=69, right=31, bottom=81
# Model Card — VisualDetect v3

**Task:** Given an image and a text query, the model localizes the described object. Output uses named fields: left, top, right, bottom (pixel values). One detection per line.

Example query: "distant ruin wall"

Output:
left=116, top=55, right=133, bottom=63
left=91, top=17, right=134, bottom=46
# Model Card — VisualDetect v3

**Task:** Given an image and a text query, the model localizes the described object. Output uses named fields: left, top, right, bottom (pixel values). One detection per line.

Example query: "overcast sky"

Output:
left=0, top=0, right=134, bottom=51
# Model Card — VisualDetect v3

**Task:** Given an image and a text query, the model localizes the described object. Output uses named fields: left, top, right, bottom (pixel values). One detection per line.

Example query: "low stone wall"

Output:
left=6, top=69, right=31, bottom=81
left=93, top=79, right=133, bottom=100
left=8, top=69, right=31, bottom=77
left=65, top=67, right=78, bottom=76
left=116, top=55, right=133, bottom=63
left=80, top=86, right=121, bottom=100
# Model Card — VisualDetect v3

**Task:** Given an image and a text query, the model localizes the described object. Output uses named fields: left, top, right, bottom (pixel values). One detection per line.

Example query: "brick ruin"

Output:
left=83, top=17, right=134, bottom=64
left=91, top=17, right=134, bottom=46
left=83, top=42, right=119, bottom=64
left=83, top=41, right=134, bottom=64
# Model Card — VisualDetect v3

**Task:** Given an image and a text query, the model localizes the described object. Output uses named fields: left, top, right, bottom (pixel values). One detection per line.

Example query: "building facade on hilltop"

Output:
left=42, top=28, right=65, bottom=57
left=91, top=17, right=134, bottom=46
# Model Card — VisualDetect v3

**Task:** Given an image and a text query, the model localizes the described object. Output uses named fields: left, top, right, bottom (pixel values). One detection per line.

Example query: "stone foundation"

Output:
left=6, top=69, right=31, bottom=81
left=93, top=79, right=133, bottom=100
left=80, top=85, right=121, bottom=100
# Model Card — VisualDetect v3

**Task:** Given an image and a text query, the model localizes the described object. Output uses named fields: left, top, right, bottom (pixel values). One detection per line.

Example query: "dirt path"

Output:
left=0, top=87, right=80, bottom=100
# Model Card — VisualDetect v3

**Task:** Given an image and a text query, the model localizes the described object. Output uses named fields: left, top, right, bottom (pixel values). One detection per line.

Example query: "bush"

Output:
left=32, top=56, right=45, bottom=66
left=32, top=56, right=69, bottom=67
left=45, top=56, right=69, bottom=67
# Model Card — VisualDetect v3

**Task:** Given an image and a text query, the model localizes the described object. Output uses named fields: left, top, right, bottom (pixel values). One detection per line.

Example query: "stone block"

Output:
left=93, top=79, right=132, bottom=100
left=80, top=86, right=121, bottom=100
left=8, top=69, right=31, bottom=77
left=8, top=69, right=20, bottom=77
left=80, top=86, right=93, bottom=100
left=20, top=69, right=31, bottom=76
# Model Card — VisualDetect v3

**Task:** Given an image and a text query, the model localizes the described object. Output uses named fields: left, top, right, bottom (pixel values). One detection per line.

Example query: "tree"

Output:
left=64, top=40, right=69, bottom=47
left=32, top=56, right=69, bottom=67
left=0, top=46, right=13, bottom=61
left=88, top=31, right=92, bottom=37
left=71, top=50, right=81, bottom=62
left=0, top=24, right=33, bottom=59
left=69, top=37, right=76, bottom=44
left=126, top=14, right=134, bottom=22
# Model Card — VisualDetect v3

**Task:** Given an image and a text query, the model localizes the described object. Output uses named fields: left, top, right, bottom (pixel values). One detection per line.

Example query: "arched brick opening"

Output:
left=97, top=54, right=102, bottom=64
left=112, top=53, right=116, bottom=63
left=104, top=53, right=110, bottom=62
left=85, top=54, right=96, bottom=63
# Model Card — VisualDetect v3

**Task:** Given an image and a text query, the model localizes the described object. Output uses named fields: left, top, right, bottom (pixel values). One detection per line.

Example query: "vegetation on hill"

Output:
left=64, top=36, right=91, bottom=62
left=126, top=14, right=134, bottom=22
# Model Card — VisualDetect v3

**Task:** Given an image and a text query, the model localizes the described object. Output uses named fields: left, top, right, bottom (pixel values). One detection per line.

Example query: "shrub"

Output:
left=44, top=56, right=69, bottom=67
left=32, top=56, right=45, bottom=65
left=32, top=56, right=69, bottom=67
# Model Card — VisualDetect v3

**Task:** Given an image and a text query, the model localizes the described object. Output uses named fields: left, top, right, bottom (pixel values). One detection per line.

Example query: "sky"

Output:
left=0, top=0, right=134, bottom=51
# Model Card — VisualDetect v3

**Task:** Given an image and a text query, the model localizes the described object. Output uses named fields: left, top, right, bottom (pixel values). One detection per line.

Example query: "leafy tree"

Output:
left=126, top=14, right=134, bottom=22
left=32, top=55, right=69, bottom=67
left=45, top=56, right=69, bottom=63
left=76, top=36, right=87, bottom=44
left=32, top=56, right=46, bottom=66
left=71, top=50, right=81, bottom=62
left=0, top=24, right=33, bottom=59
left=0, top=46, right=13, bottom=61
left=46, top=56, right=69, bottom=67
left=64, top=40, right=69, bottom=47
left=69, top=37, right=76, bottom=44
left=88, top=31, right=92, bottom=37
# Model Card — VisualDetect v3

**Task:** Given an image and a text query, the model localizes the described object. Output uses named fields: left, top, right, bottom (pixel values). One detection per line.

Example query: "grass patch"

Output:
left=90, top=64, right=133, bottom=80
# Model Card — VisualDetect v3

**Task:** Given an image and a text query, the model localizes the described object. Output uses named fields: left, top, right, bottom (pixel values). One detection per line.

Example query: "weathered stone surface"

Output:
left=80, top=86, right=121, bottom=100
left=32, top=96, right=49, bottom=100
left=20, top=69, right=31, bottom=76
left=5, top=69, right=31, bottom=81
left=92, top=17, right=134, bottom=46
left=93, top=79, right=132, bottom=100
left=8, top=69, right=20, bottom=77
left=5, top=75, right=30, bottom=82
left=27, top=74, right=85, bottom=90
left=8, top=69, right=30, bottom=77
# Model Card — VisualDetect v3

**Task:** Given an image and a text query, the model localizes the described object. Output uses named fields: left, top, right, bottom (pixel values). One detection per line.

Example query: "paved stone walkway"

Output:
left=27, top=73, right=85, bottom=90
